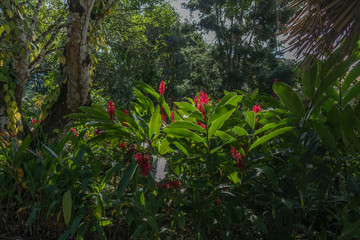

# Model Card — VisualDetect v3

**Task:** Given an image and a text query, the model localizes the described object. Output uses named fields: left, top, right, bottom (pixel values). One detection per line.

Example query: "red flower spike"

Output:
left=123, top=109, right=129, bottom=127
left=231, top=145, right=245, bottom=170
left=170, top=112, right=175, bottom=122
left=157, top=182, right=170, bottom=189
left=216, top=197, right=221, bottom=205
left=107, top=100, right=115, bottom=121
left=161, top=106, right=167, bottom=124
left=94, top=129, right=103, bottom=135
left=159, top=81, right=165, bottom=97
left=31, top=118, right=36, bottom=126
left=169, top=180, right=182, bottom=189
left=252, top=104, right=261, bottom=114
left=71, top=128, right=78, bottom=137
left=194, top=90, right=210, bottom=119
left=273, top=78, right=278, bottom=98
left=136, top=153, right=151, bottom=176
left=120, top=142, right=126, bottom=150
left=196, top=121, right=205, bottom=129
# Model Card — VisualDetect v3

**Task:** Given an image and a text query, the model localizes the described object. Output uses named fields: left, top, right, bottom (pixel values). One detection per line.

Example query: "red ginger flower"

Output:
left=216, top=197, right=221, bottom=205
left=71, top=128, right=78, bottom=137
left=169, top=180, right=182, bottom=189
left=252, top=104, right=261, bottom=114
left=196, top=121, right=205, bottom=129
left=136, top=153, right=151, bottom=176
left=171, top=112, right=175, bottom=122
left=31, top=118, right=37, bottom=126
left=194, top=90, right=209, bottom=119
left=231, top=145, right=245, bottom=170
left=161, top=106, right=167, bottom=124
left=273, top=78, right=278, bottom=98
left=107, top=100, right=115, bottom=121
left=123, top=109, right=129, bottom=127
left=120, top=142, right=126, bottom=150
left=159, top=81, right=165, bottom=97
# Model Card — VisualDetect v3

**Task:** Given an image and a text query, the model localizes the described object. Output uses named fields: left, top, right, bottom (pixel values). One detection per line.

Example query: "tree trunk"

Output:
left=42, top=0, right=95, bottom=138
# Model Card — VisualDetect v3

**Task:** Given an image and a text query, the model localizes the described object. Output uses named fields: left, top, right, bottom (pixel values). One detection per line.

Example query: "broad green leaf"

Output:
left=101, top=161, right=125, bottom=189
left=62, top=190, right=72, bottom=226
left=137, top=81, right=161, bottom=101
left=254, top=119, right=291, bottom=136
left=42, top=144, right=59, bottom=160
left=163, top=128, right=206, bottom=145
left=244, top=111, right=255, bottom=130
left=339, top=220, right=360, bottom=240
left=217, top=92, right=237, bottom=107
left=208, top=108, right=236, bottom=138
left=117, top=161, right=137, bottom=198
left=251, top=215, right=268, bottom=234
left=343, top=81, right=360, bottom=105
left=255, top=166, right=279, bottom=189
left=228, top=172, right=240, bottom=184
left=159, top=137, right=171, bottom=155
left=313, top=121, right=338, bottom=157
left=342, top=61, right=360, bottom=92
left=232, top=126, right=248, bottom=137
left=167, top=120, right=206, bottom=133
left=144, top=216, right=159, bottom=233
left=140, top=191, right=145, bottom=206
left=175, top=101, right=199, bottom=114
left=273, top=82, right=305, bottom=117
left=149, top=107, right=161, bottom=139
left=302, top=63, right=317, bottom=99
left=116, top=110, right=141, bottom=132
left=173, top=141, right=189, bottom=156
left=208, top=105, right=236, bottom=126
left=250, top=127, right=293, bottom=150
left=214, top=130, right=235, bottom=142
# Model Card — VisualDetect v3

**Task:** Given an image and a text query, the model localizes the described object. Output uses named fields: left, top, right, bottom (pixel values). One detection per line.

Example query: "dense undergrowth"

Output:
left=1, top=49, right=360, bottom=239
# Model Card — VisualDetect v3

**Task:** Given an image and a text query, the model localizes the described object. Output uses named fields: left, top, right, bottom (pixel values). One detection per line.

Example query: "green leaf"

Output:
left=149, top=107, right=161, bottom=139
left=166, top=120, right=206, bottom=133
left=255, top=166, right=279, bottom=189
left=251, top=215, right=268, bottom=234
left=175, top=101, right=200, bottom=114
left=250, top=127, right=293, bottom=150
left=232, top=126, right=248, bottom=137
left=302, top=63, right=317, bottom=99
left=163, top=128, right=206, bottom=145
left=116, top=110, right=141, bottom=132
left=208, top=107, right=236, bottom=138
left=339, top=220, right=360, bottom=240
left=273, top=82, right=306, bottom=117
left=341, top=61, right=360, bottom=92
left=42, top=144, right=59, bottom=160
left=244, top=111, right=255, bottom=130
left=313, top=121, right=338, bottom=157
left=254, top=119, right=291, bottom=136
left=208, top=105, right=236, bottom=126
left=217, top=92, right=237, bottom=107
left=117, top=161, right=137, bottom=198
left=62, top=190, right=72, bottom=226
left=343, top=81, right=360, bottom=105
left=140, top=191, right=145, bottom=206
left=214, top=131, right=235, bottom=142
left=144, top=216, right=159, bottom=233
left=159, top=137, right=171, bottom=155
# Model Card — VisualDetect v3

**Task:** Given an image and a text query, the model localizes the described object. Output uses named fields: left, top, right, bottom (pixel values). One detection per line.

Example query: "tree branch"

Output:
left=29, top=0, right=44, bottom=42
left=33, top=15, right=65, bottom=45
left=28, top=29, right=63, bottom=73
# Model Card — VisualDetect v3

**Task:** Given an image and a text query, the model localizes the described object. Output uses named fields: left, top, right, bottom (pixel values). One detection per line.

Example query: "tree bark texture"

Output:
left=66, top=0, right=95, bottom=110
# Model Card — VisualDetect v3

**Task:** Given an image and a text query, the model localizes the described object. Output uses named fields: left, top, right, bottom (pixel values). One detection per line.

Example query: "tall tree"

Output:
left=0, top=0, right=116, bottom=138
left=185, top=0, right=294, bottom=93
